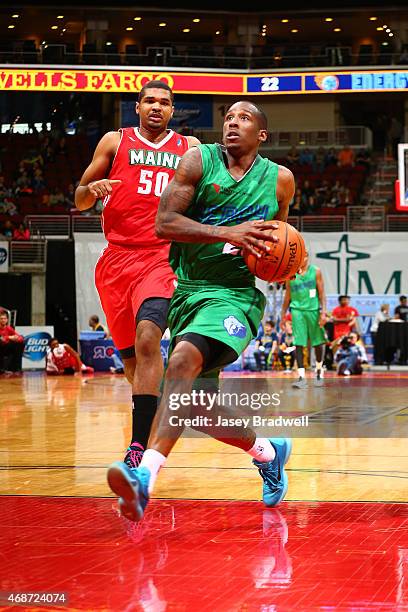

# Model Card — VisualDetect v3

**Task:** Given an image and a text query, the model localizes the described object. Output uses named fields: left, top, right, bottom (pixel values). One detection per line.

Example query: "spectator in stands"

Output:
left=0, top=310, right=24, bottom=374
left=299, top=148, right=315, bottom=166
left=1, top=219, right=14, bottom=238
left=0, top=198, right=18, bottom=216
left=331, top=295, right=359, bottom=339
left=314, top=147, right=326, bottom=172
left=315, top=180, right=330, bottom=206
left=394, top=295, right=408, bottom=322
left=13, top=222, right=30, bottom=241
left=48, top=188, right=65, bottom=208
left=254, top=320, right=278, bottom=371
left=278, top=320, right=295, bottom=372
left=325, top=147, right=338, bottom=166
left=286, top=146, right=300, bottom=165
left=290, top=190, right=305, bottom=215
left=46, top=337, right=94, bottom=375
left=302, top=179, right=314, bottom=201
left=335, top=335, right=363, bottom=376
left=33, top=167, right=45, bottom=191
left=355, top=148, right=371, bottom=169
left=89, top=314, right=109, bottom=337
left=338, top=145, right=355, bottom=167
left=64, top=183, right=76, bottom=209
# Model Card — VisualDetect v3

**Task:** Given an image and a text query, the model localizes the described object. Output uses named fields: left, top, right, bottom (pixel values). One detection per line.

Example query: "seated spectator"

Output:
left=254, top=320, right=278, bottom=371
left=314, top=147, right=326, bottom=172
left=315, top=180, right=330, bottom=206
left=349, top=331, right=368, bottom=364
left=302, top=179, right=314, bottom=200
left=46, top=337, right=94, bottom=375
left=290, top=192, right=305, bottom=215
left=0, top=198, right=18, bottom=216
left=355, top=148, right=371, bottom=169
left=49, top=188, right=65, bottom=207
left=278, top=320, right=295, bottom=372
left=1, top=219, right=14, bottom=238
left=325, top=147, right=338, bottom=166
left=331, top=295, right=359, bottom=339
left=0, top=310, right=24, bottom=374
left=33, top=168, right=45, bottom=191
left=394, top=295, right=408, bottom=322
left=286, top=146, right=300, bottom=165
left=88, top=314, right=109, bottom=337
left=13, top=222, right=30, bottom=241
left=338, top=145, right=355, bottom=167
left=335, top=335, right=363, bottom=376
left=299, top=148, right=315, bottom=166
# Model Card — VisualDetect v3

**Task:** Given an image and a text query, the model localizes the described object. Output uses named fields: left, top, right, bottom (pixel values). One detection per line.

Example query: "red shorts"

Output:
left=95, top=243, right=176, bottom=351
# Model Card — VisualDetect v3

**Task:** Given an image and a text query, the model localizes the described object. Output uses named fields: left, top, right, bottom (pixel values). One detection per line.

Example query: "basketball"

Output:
left=243, top=220, right=306, bottom=282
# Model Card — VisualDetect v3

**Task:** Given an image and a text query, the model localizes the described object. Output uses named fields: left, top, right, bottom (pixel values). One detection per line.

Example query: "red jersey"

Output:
left=103, top=127, right=190, bottom=247
left=332, top=305, right=359, bottom=339
left=0, top=325, right=23, bottom=343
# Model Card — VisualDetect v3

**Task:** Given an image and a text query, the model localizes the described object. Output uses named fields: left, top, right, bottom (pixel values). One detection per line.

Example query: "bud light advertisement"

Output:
left=16, top=326, right=54, bottom=370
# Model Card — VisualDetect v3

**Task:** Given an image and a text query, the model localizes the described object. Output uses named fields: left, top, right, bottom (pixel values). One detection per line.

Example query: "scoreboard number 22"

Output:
left=260, top=77, right=280, bottom=91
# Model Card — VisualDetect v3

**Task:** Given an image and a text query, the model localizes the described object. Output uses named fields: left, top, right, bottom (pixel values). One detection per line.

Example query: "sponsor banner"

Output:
left=0, top=241, right=9, bottom=273
left=1, top=67, right=408, bottom=96
left=306, top=232, right=408, bottom=295
left=0, top=68, right=243, bottom=95
left=16, top=326, right=54, bottom=370
left=247, top=70, right=408, bottom=95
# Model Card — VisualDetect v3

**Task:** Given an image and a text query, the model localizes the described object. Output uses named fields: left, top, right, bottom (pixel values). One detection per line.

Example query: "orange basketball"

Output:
left=243, top=221, right=306, bottom=282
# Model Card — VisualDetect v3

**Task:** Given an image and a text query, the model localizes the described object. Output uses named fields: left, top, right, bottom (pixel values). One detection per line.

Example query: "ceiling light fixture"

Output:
left=126, top=26, right=133, bottom=31
left=369, top=17, right=377, bottom=21
left=334, top=28, right=341, bottom=32
left=51, top=25, right=58, bottom=30
left=134, top=17, right=142, bottom=21
left=183, top=28, right=190, bottom=32
left=325, top=17, right=333, bottom=22
left=12, top=14, right=19, bottom=18
left=159, top=22, right=166, bottom=27
left=281, top=19, right=289, bottom=23
left=291, top=28, right=298, bottom=33
left=193, top=18, right=200, bottom=23
left=57, top=15, right=64, bottom=19
left=8, top=24, right=15, bottom=28
left=215, top=30, right=220, bottom=34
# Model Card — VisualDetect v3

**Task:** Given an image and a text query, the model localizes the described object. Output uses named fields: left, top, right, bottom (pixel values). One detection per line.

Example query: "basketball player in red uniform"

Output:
left=75, top=81, right=200, bottom=469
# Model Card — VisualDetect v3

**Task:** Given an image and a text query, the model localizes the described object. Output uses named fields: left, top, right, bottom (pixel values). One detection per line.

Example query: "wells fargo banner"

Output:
left=0, top=68, right=244, bottom=94
left=2, top=67, right=408, bottom=95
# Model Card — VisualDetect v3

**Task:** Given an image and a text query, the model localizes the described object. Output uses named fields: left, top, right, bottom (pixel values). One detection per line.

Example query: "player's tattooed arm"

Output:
left=75, top=131, right=121, bottom=210
left=157, top=148, right=275, bottom=256
left=275, top=165, right=295, bottom=222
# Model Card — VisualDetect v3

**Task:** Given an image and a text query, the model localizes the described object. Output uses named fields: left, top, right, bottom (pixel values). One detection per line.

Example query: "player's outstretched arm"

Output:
left=75, top=131, right=121, bottom=211
left=156, top=148, right=278, bottom=257
left=316, top=267, right=328, bottom=325
left=275, top=166, right=295, bottom=221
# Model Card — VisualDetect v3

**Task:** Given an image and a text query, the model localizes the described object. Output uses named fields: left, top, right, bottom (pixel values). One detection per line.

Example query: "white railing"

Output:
left=347, top=206, right=385, bottom=231
left=72, top=216, right=102, bottom=233
left=386, top=215, right=408, bottom=231
left=10, top=240, right=47, bottom=271
left=26, top=215, right=71, bottom=239
left=301, top=215, right=346, bottom=232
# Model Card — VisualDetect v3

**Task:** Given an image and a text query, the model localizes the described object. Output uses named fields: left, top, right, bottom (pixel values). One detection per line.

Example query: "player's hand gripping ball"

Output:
left=243, top=220, right=306, bottom=282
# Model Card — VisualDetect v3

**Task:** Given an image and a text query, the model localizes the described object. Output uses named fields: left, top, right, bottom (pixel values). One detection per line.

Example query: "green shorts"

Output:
left=291, top=308, right=326, bottom=347
left=167, top=279, right=265, bottom=373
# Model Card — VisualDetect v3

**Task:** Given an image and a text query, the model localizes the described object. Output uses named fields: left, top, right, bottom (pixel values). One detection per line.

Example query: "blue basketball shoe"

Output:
left=107, top=462, right=150, bottom=522
left=253, top=438, right=292, bottom=507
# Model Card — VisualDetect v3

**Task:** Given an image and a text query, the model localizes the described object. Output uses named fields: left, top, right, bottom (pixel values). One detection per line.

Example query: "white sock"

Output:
left=316, top=361, right=323, bottom=376
left=139, top=449, right=167, bottom=493
left=247, top=438, right=276, bottom=462
left=298, top=367, right=305, bottom=378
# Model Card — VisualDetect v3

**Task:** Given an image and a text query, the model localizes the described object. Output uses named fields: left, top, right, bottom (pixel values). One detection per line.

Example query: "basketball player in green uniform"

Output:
left=281, top=252, right=327, bottom=388
left=107, top=100, right=296, bottom=522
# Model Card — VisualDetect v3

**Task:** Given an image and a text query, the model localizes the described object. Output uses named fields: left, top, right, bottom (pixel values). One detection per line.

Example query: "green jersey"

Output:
left=290, top=264, right=320, bottom=311
left=169, top=143, right=279, bottom=285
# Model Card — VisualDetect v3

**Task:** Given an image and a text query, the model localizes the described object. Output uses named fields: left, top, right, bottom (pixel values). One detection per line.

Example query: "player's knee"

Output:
left=136, top=329, right=161, bottom=360
left=167, top=350, right=202, bottom=380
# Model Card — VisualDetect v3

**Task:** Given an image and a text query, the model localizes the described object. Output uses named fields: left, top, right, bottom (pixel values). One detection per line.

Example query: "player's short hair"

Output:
left=338, top=295, right=350, bottom=302
left=265, top=320, right=275, bottom=328
left=138, top=80, right=174, bottom=103
left=400, top=295, right=407, bottom=301
left=48, top=337, right=58, bottom=346
left=89, top=314, right=99, bottom=324
left=226, top=101, right=268, bottom=130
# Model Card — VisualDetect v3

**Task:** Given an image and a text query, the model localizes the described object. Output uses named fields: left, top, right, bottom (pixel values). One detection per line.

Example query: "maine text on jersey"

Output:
left=129, top=149, right=181, bottom=170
